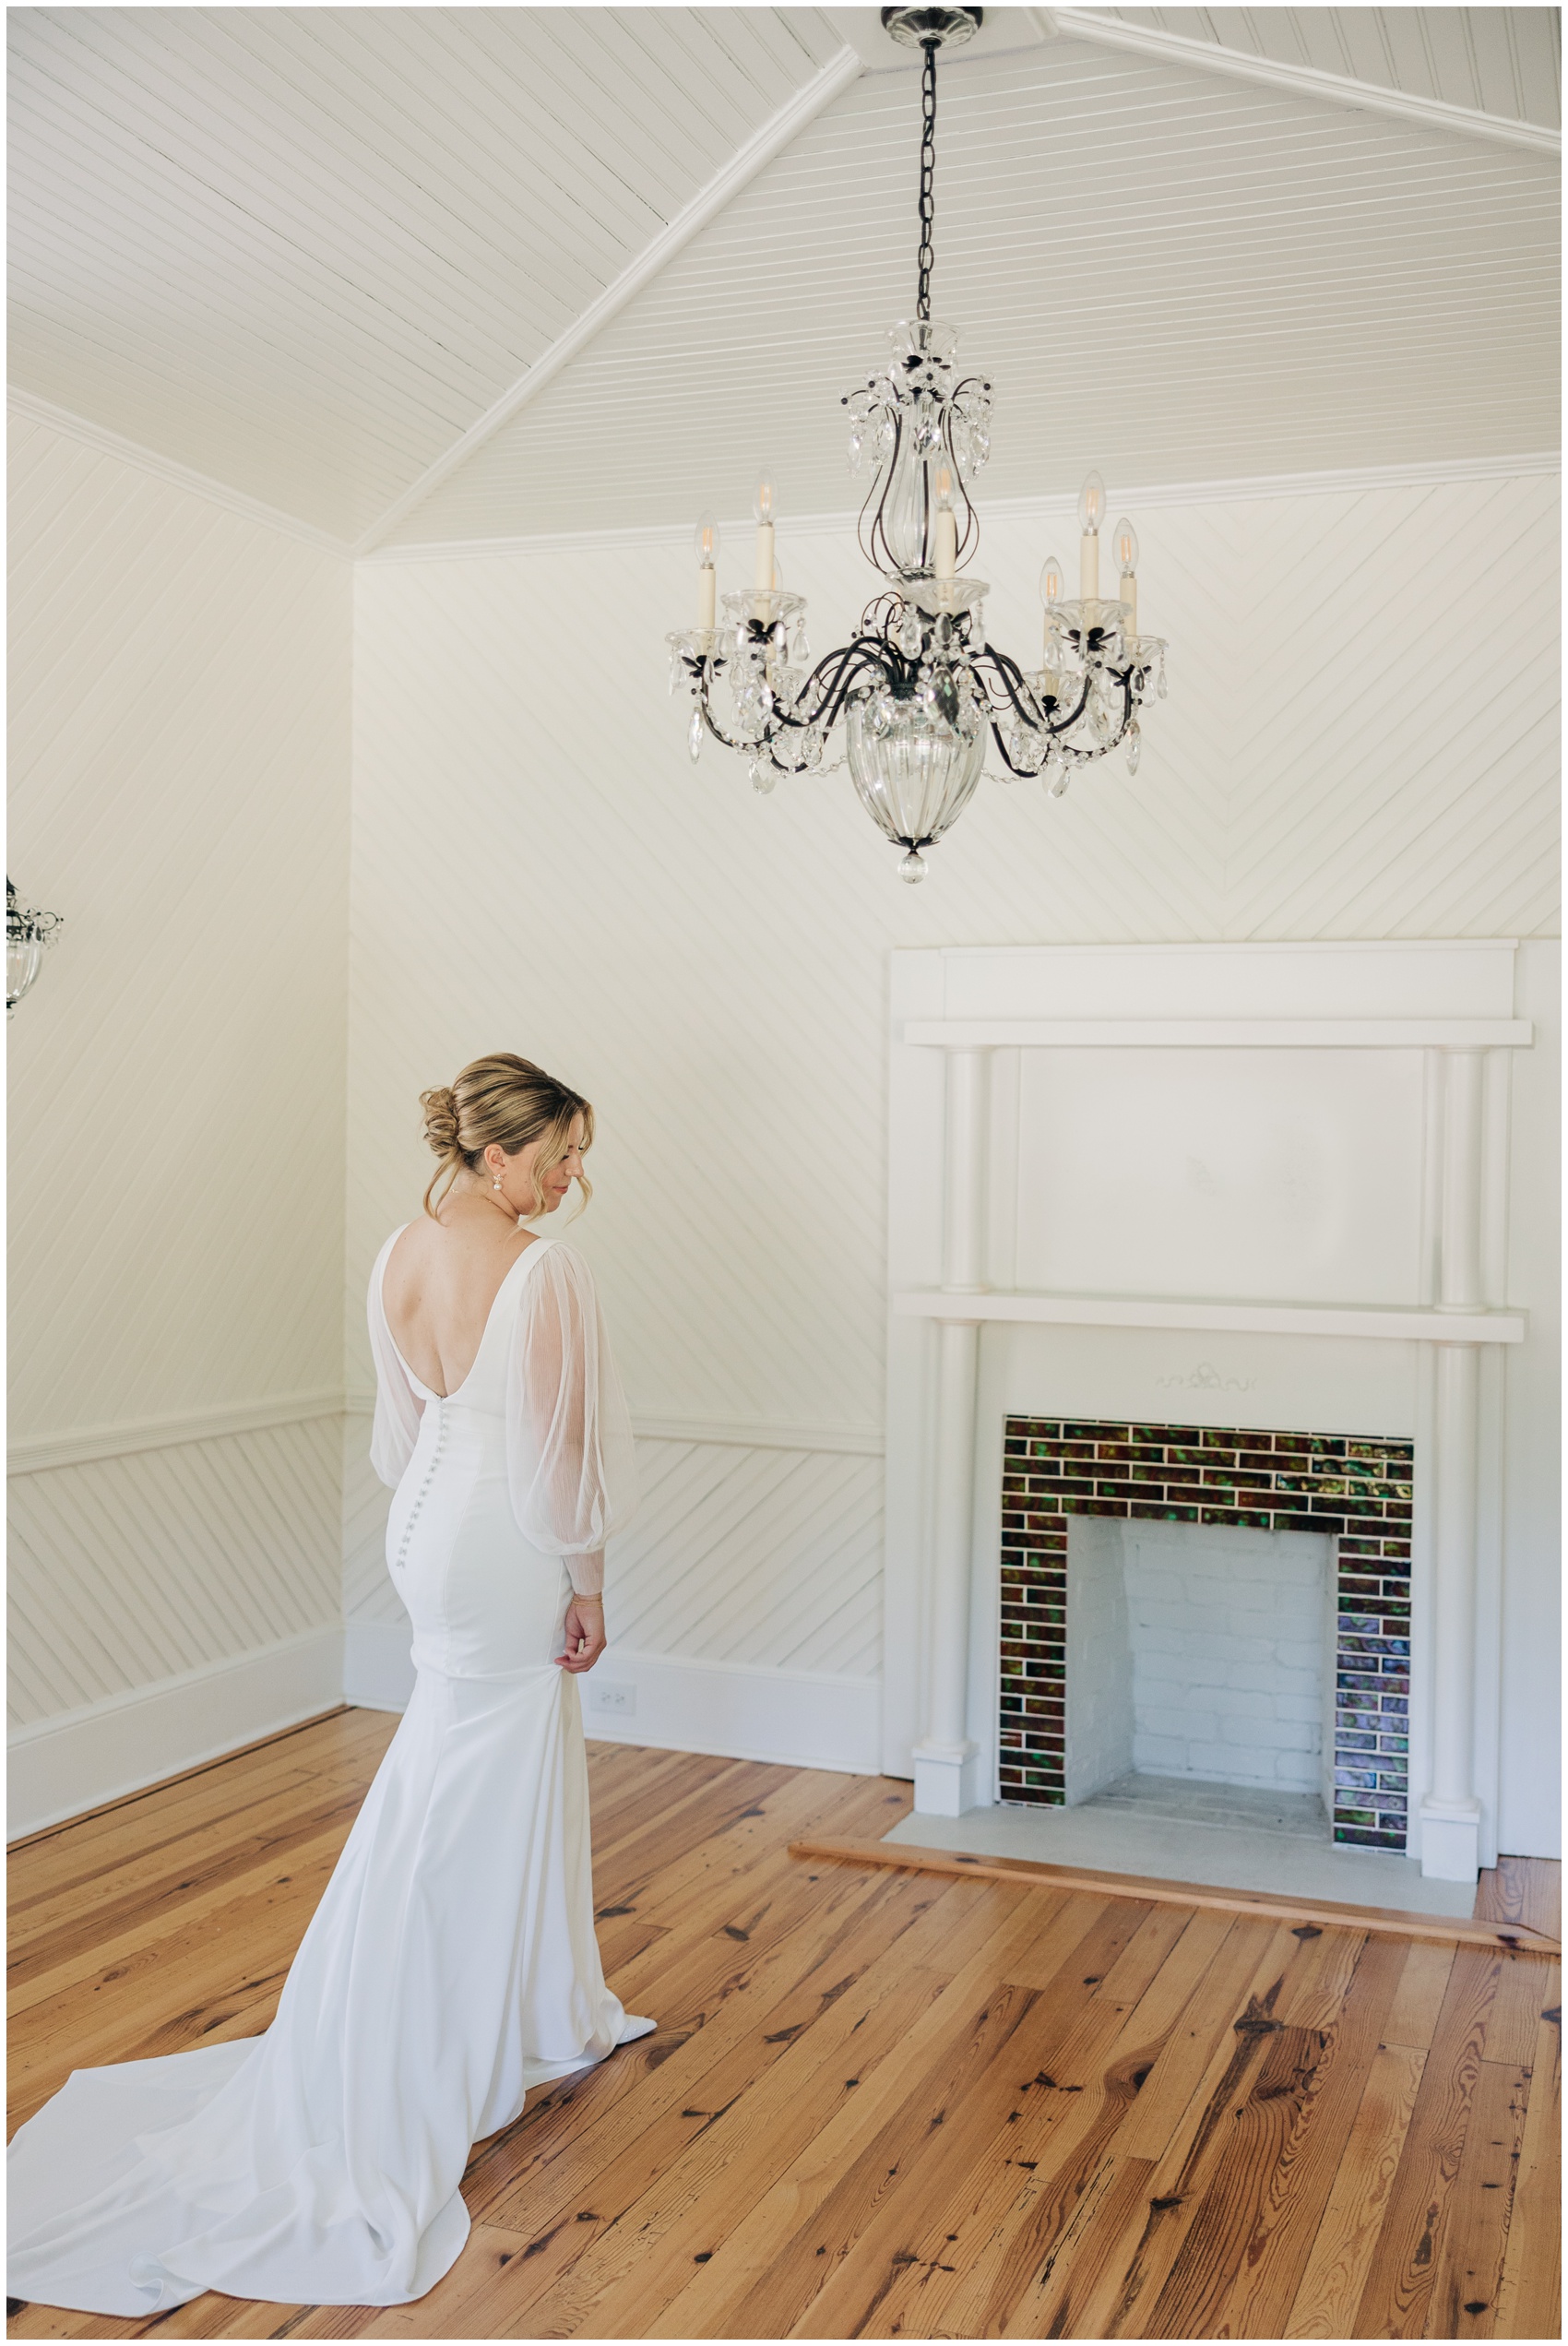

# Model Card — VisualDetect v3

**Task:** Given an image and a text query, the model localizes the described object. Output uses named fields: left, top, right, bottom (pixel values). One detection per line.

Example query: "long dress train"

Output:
left=7, top=1232, right=649, bottom=2315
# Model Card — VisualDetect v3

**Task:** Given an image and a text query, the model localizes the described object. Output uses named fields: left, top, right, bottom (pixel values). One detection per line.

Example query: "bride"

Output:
left=8, top=1053, right=652, bottom=2315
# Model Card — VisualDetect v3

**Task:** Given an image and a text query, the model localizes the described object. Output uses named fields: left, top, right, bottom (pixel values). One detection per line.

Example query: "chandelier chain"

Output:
left=916, top=39, right=937, bottom=320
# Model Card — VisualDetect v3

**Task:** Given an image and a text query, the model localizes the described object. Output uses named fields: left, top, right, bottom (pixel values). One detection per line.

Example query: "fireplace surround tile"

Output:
left=1000, top=1415, right=1415, bottom=1850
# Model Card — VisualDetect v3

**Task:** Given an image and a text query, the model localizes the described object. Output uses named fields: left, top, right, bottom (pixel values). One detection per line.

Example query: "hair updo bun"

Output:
left=419, top=1085, right=461, bottom=1154
left=418, top=1053, right=594, bottom=1219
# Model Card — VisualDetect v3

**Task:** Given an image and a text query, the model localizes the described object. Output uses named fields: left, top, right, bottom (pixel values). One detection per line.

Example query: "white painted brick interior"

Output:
left=1063, top=1519, right=1335, bottom=1797
left=1123, top=1521, right=1332, bottom=1792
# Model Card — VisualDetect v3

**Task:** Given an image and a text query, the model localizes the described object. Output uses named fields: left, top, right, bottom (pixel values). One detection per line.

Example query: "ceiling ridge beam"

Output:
left=1047, top=8, right=1562, bottom=155
left=353, top=42, right=865, bottom=558
left=5, top=387, right=351, bottom=555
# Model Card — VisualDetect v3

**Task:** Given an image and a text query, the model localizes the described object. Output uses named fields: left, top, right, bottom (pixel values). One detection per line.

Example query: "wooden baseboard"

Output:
left=790, top=1837, right=1563, bottom=1955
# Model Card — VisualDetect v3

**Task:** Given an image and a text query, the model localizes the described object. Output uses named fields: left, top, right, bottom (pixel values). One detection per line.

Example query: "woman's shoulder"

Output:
left=520, top=1234, right=598, bottom=1293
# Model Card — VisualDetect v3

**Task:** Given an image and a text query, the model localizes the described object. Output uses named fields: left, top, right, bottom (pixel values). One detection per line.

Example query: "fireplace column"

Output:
left=913, top=1046, right=989, bottom=1816
left=1420, top=1048, right=1486, bottom=1882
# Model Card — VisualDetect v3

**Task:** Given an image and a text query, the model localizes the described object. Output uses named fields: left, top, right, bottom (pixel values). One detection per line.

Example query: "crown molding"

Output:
left=1048, top=9, right=1561, bottom=156
left=7, top=388, right=351, bottom=555
left=360, top=450, right=1562, bottom=566
left=355, top=44, right=865, bottom=557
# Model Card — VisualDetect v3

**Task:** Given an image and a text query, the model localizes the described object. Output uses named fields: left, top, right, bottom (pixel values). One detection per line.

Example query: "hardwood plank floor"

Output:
left=7, top=1712, right=1561, bottom=2340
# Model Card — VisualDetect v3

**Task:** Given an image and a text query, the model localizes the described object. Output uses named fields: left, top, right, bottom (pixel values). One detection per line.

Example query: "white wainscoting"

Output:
left=7, top=1626, right=345, bottom=1840
left=344, top=1618, right=878, bottom=1776
left=7, top=1412, right=350, bottom=1838
left=341, top=1412, right=885, bottom=1773
left=8, top=1418, right=346, bottom=1728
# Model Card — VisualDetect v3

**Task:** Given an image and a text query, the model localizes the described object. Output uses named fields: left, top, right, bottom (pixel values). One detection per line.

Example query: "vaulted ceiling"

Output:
left=8, top=7, right=1560, bottom=550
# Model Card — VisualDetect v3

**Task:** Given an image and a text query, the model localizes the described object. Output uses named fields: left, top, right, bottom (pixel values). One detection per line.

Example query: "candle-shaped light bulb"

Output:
left=1078, top=470, right=1105, bottom=600
left=695, top=511, right=719, bottom=630
left=932, top=463, right=957, bottom=582
left=1111, top=515, right=1138, bottom=632
left=1039, top=551, right=1064, bottom=656
left=753, top=471, right=777, bottom=597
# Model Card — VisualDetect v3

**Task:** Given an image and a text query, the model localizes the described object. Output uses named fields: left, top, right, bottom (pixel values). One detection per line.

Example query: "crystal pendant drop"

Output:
left=1157, top=655, right=1168, bottom=700
left=750, top=756, right=775, bottom=794
left=688, top=709, right=703, bottom=762
left=1050, top=768, right=1071, bottom=799
left=898, top=848, right=927, bottom=883
left=1125, top=721, right=1142, bottom=775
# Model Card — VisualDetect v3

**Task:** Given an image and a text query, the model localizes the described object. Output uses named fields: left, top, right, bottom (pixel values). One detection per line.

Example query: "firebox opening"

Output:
left=1064, top=1517, right=1336, bottom=1838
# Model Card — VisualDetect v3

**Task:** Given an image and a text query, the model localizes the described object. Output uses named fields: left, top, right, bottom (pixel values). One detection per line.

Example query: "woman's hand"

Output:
left=558, top=1592, right=606, bottom=1673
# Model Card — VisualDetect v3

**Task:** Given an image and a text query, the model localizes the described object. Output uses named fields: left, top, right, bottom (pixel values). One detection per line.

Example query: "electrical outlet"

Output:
left=590, top=1682, right=636, bottom=1716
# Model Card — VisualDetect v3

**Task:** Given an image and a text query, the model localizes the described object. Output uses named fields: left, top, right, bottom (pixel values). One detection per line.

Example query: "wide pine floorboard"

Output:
left=7, top=1709, right=1561, bottom=2340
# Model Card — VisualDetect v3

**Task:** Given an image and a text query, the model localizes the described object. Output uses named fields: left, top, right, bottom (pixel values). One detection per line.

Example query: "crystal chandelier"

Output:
left=669, top=3, right=1168, bottom=882
left=6, top=877, right=63, bottom=1012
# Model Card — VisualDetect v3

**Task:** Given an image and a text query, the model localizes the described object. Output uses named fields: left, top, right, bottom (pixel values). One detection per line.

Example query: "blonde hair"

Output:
left=419, top=1053, right=594, bottom=1219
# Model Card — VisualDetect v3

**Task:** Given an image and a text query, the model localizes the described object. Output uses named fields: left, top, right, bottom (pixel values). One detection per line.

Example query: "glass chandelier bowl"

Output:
left=845, top=689, right=987, bottom=881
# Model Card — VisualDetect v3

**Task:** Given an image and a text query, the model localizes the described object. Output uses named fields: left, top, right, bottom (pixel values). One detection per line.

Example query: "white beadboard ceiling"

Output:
left=1086, top=8, right=1561, bottom=135
left=7, top=6, right=849, bottom=541
left=7, top=7, right=1560, bottom=547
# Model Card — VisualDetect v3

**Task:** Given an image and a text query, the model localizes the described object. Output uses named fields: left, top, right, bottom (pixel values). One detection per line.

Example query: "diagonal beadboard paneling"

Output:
left=8, top=416, right=352, bottom=1733
left=8, top=415, right=351, bottom=1435
left=7, top=1417, right=343, bottom=1729
left=341, top=1425, right=882, bottom=1679
left=345, top=467, right=1557, bottom=1691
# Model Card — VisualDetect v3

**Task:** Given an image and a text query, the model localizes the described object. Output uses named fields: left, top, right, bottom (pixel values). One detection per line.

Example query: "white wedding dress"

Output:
left=8, top=1231, right=651, bottom=2316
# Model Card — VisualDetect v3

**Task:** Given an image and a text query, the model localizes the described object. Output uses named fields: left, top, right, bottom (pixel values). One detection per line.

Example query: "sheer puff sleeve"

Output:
left=367, top=1229, right=424, bottom=1489
left=506, top=1241, right=637, bottom=1596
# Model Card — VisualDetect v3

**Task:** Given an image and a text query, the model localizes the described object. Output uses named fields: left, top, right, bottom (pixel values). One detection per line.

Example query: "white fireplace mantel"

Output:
left=894, top=1292, right=1525, bottom=1343
left=883, top=940, right=1536, bottom=1885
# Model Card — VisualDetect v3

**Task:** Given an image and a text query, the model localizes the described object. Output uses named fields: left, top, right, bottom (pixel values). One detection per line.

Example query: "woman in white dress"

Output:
left=8, top=1052, right=652, bottom=2316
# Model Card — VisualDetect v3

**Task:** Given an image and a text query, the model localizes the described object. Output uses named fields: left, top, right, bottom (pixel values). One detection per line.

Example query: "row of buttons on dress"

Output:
left=394, top=1398, right=446, bottom=1570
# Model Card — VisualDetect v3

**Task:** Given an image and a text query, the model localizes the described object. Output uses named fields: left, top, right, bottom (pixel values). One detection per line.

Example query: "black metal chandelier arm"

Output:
left=985, top=642, right=1093, bottom=739
left=968, top=645, right=1055, bottom=732
left=788, top=637, right=901, bottom=732
left=987, top=717, right=1045, bottom=779
left=695, top=668, right=765, bottom=757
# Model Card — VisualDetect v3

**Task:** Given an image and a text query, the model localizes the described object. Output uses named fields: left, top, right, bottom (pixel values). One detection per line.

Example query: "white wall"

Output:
left=344, top=466, right=1559, bottom=1813
left=7, top=414, right=352, bottom=1833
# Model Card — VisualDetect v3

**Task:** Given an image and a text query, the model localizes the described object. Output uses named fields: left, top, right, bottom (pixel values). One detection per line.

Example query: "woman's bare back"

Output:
left=382, top=1209, right=539, bottom=1399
